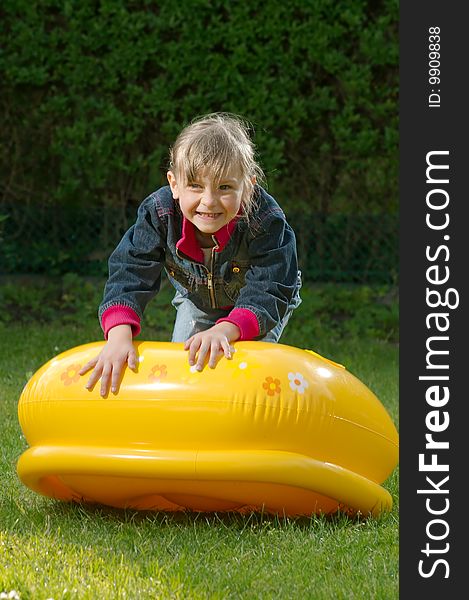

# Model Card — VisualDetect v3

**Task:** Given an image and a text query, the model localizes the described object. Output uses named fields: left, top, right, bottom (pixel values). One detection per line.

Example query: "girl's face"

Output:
left=167, top=169, right=245, bottom=236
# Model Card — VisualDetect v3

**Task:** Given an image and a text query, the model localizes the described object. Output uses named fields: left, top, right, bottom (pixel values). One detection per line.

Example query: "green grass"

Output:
left=0, top=281, right=398, bottom=599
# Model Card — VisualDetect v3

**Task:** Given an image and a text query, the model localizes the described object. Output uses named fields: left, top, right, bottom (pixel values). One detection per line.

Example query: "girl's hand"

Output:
left=184, top=322, right=240, bottom=371
left=79, top=325, right=137, bottom=396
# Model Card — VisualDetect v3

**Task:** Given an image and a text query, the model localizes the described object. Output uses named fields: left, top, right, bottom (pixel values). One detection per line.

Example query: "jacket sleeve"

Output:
left=98, top=196, right=167, bottom=336
left=225, top=211, right=300, bottom=338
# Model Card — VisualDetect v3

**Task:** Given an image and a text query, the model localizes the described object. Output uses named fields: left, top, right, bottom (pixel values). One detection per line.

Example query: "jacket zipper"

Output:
left=206, top=270, right=215, bottom=307
left=206, top=237, right=218, bottom=308
left=176, top=237, right=219, bottom=308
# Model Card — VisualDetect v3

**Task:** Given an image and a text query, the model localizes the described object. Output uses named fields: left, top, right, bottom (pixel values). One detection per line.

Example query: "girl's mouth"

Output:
left=195, top=212, right=222, bottom=219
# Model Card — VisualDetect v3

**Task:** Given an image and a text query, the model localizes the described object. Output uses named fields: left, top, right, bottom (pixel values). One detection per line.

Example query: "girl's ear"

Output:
left=167, top=171, right=179, bottom=199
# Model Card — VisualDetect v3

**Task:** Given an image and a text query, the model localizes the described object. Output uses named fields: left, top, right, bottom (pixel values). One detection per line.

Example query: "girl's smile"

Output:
left=167, top=170, right=245, bottom=235
left=194, top=211, right=223, bottom=219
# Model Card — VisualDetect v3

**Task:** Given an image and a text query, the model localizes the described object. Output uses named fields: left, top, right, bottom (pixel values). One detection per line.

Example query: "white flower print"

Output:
left=288, top=372, right=309, bottom=394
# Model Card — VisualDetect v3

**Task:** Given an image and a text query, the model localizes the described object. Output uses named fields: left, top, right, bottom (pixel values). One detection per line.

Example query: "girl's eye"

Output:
left=188, top=183, right=201, bottom=189
left=220, top=184, right=232, bottom=190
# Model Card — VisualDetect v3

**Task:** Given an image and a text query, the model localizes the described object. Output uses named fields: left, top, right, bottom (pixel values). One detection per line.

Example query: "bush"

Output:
left=0, top=274, right=102, bottom=324
left=1, top=0, right=398, bottom=215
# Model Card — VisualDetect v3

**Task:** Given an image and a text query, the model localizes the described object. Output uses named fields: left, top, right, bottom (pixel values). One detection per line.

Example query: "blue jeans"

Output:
left=171, top=290, right=301, bottom=343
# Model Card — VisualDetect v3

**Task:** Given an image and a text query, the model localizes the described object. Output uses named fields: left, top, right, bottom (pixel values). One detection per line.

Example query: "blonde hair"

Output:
left=169, top=112, right=265, bottom=220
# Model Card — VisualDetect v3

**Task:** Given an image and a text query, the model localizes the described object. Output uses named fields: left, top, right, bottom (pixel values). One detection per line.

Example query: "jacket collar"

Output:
left=176, top=216, right=239, bottom=263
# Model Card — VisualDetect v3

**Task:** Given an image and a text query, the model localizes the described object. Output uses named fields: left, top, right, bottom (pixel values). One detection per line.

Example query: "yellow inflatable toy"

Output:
left=17, top=341, right=399, bottom=517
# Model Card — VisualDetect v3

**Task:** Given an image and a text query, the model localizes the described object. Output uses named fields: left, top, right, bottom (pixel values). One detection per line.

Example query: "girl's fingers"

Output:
left=100, top=365, right=112, bottom=397
left=79, top=357, right=98, bottom=375
left=85, top=355, right=136, bottom=394
left=195, top=340, right=211, bottom=371
left=186, top=335, right=235, bottom=370
left=111, top=363, right=123, bottom=394
left=188, top=338, right=201, bottom=366
left=85, top=364, right=103, bottom=390
left=208, top=342, right=223, bottom=368
left=222, top=340, right=233, bottom=359
left=128, top=350, right=138, bottom=371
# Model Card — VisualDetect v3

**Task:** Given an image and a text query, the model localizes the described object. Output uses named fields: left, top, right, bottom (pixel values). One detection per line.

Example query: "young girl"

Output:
left=80, top=113, right=302, bottom=396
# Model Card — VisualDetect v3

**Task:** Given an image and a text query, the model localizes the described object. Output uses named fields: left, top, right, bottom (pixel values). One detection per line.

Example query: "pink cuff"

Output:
left=101, top=305, right=141, bottom=339
left=216, top=308, right=259, bottom=341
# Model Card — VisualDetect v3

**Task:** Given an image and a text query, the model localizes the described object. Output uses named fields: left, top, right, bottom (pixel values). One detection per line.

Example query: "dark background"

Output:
left=400, top=1, right=467, bottom=595
left=0, top=0, right=398, bottom=282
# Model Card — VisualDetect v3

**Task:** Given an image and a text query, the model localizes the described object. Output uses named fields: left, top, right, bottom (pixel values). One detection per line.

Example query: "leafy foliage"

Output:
left=1, top=0, right=398, bottom=215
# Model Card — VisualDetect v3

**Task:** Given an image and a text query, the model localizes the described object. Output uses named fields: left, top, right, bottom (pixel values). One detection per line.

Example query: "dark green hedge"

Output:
left=0, top=202, right=397, bottom=282
left=1, top=0, right=398, bottom=216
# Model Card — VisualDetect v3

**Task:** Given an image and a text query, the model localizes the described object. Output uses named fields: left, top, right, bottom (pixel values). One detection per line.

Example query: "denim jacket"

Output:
left=99, top=185, right=301, bottom=339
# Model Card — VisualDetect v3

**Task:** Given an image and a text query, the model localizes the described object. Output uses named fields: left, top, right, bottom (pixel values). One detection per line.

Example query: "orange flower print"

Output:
left=262, top=376, right=281, bottom=396
left=149, top=364, right=168, bottom=382
left=61, top=364, right=81, bottom=386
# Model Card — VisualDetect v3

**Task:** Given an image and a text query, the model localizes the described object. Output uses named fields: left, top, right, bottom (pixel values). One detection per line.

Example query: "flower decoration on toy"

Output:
left=17, top=341, right=399, bottom=516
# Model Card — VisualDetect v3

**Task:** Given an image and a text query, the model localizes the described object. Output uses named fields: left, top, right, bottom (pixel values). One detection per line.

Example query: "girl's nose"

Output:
left=201, top=189, right=217, bottom=207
